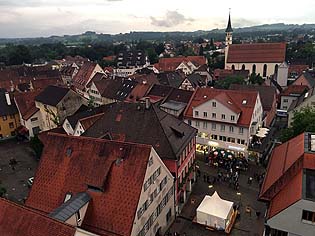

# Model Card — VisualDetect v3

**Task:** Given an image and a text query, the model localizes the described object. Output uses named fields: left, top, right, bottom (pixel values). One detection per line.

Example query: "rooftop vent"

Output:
left=242, top=100, right=247, bottom=105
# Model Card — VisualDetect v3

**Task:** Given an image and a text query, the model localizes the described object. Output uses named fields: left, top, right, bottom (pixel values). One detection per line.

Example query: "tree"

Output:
left=214, top=75, right=245, bottom=89
left=199, top=45, right=204, bottom=56
left=30, top=136, right=44, bottom=160
left=249, top=73, right=264, bottom=85
left=280, top=107, right=315, bottom=142
left=210, top=38, right=215, bottom=50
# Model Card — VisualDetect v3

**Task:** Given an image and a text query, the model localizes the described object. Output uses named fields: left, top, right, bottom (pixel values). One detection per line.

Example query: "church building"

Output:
left=224, top=13, right=287, bottom=78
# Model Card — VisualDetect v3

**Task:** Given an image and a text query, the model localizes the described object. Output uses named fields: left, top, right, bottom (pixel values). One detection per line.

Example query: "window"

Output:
left=64, top=193, right=72, bottom=202
left=231, top=115, right=235, bottom=121
left=252, top=64, right=256, bottom=73
left=9, top=122, right=14, bottom=129
left=302, top=210, right=315, bottom=223
left=229, top=126, right=234, bottom=132
left=221, top=125, right=225, bottom=132
left=242, top=64, right=245, bottom=70
left=166, top=208, right=172, bottom=223
left=269, top=228, right=288, bottom=236
left=10, top=115, right=14, bottom=119
left=203, top=122, right=207, bottom=129
left=195, top=111, right=199, bottom=116
left=211, top=123, right=216, bottom=130
left=148, top=156, right=153, bottom=167
left=10, top=131, right=15, bottom=136
left=283, top=99, right=288, bottom=103
left=203, top=112, right=208, bottom=117
left=221, top=114, right=226, bottom=120
left=275, top=64, right=279, bottom=74
left=212, top=113, right=216, bottom=118
left=232, top=65, right=235, bottom=70
left=239, top=127, right=244, bottom=134
left=2, top=116, right=7, bottom=121
left=263, top=64, right=268, bottom=77
left=195, top=121, right=200, bottom=127
left=212, top=102, right=216, bottom=107
left=30, top=117, right=38, bottom=122
left=188, top=120, right=192, bottom=125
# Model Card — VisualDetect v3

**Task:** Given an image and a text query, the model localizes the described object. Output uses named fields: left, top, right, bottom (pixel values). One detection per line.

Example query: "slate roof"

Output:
left=184, top=87, right=259, bottom=127
left=35, top=85, right=69, bottom=106
left=185, top=73, right=207, bottom=88
left=49, top=192, right=91, bottom=222
left=280, top=85, right=308, bottom=96
left=83, top=102, right=197, bottom=160
left=0, top=92, right=18, bottom=116
left=14, top=90, right=41, bottom=120
left=288, top=87, right=315, bottom=111
left=227, top=43, right=286, bottom=63
left=157, top=72, right=185, bottom=88
left=26, top=133, right=152, bottom=236
left=0, top=198, right=76, bottom=236
left=229, top=84, right=276, bottom=111
left=94, top=78, right=138, bottom=101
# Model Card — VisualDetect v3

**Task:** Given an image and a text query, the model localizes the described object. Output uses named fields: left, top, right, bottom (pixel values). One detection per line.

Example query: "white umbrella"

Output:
left=256, top=133, right=266, bottom=138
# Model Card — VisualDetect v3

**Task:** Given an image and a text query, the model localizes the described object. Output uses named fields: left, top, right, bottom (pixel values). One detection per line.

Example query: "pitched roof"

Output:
left=0, top=92, right=18, bottom=116
left=227, top=43, right=286, bottom=63
left=26, top=133, right=152, bottom=236
left=288, top=64, right=309, bottom=76
left=79, top=113, right=104, bottom=130
left=260, top=133, right=315, bottom=219
left=157, top=72, right=185, bottom=88
left=294, top=71, right=315, bottom=88
left=185, top=73, right=207, bottom=88
left=31, top=77, right=63, bottom=90
left=72, top=62, right=97, bottom=90
left=154, top=56, right=207, bottom=72
left=14, top=90, right=41, bottom=120
left=213, top=69, right=249, bottom=80
left=280, top=85, right=308, bottom=96
left=289, top=87, right=315, bottom=111
left=184, top=88, right=258, bottom=127
left=35, top=85, right=70, bottom=106
left=94, top=78, right=138, bottom=101
left=229, top=84, right=276, bottom=111
left=0, top=198, right=76, bottom=236
left=83, top=103, right=197, bottom=160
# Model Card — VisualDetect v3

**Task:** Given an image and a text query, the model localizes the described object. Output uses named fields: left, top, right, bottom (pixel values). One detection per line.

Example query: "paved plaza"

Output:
left=168, top=154, right=267, bottom=236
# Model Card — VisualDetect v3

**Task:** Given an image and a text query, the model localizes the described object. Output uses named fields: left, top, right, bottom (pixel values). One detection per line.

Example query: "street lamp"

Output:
left=208, top=185, right=213, bottom=189
left=236, top=192, right=242, bottom=206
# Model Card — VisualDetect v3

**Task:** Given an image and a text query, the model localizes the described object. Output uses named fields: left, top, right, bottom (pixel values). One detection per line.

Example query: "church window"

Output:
left=232, top=65, right=235, bottom=70
left=242, top=64, right=245, bottom=70
left=263, top=64, right=268, bottom=77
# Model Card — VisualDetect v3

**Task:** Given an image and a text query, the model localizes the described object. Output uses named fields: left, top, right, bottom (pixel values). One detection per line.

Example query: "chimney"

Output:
left=145, top=97, right=151, bottom=110
left=5, top=92, right=11, bottom=106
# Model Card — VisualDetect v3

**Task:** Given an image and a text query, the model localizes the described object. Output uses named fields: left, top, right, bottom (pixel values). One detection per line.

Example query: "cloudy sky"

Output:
left=1, top=0, right=315, bottom=38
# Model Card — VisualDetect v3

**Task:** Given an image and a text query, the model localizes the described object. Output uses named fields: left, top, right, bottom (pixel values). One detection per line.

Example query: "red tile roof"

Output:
left=72, top=62, right=97, bottom=91
left=288, top=64, right=309, bottom=75
left=31, top=78, right=62, bottom=90
left=0, top=198, right=76, bottom=236
left=267, top=170, right=303, bottom=219
left=154, top=56, right=207, bottom=72
left=227, top=43, right=286, bottom=63
left=184, top=88, right=259, bottom=127
left=14, top=90, right=42, bottom=120
left=125, top=83, right=151, bottom=103
left=260, top=133, right=305, bottom=197
left=280, top=85, right=308, bottom=96
left=26, top=133, right=152, bottom=236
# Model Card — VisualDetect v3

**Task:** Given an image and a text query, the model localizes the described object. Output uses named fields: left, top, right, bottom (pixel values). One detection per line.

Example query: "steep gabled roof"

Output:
left=26, top=133, right=152, bottom=236
left=15, top=90, right=42, bottom=120
left=35, top=85, right=69, bottom=106
left=0, top=198, right=76, bottom=236
left=227, top=43, right=286, bottom=63
left=83, top=102, right=197, bottom=160
left=184, top=88, right=258, bottom=127
left=72, top=62, right=97, bottom=90
left=154, top=56, right=207, bottom=72
left=0, top=92, right=18, bottom=116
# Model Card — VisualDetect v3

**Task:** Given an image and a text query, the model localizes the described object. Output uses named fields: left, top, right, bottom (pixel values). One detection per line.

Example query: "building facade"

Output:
left=184, top=88, right=263, bottom=156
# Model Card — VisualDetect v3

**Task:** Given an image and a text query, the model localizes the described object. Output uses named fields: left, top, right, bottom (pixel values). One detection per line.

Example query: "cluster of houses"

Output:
left=1, top=14, right=315, bottom=236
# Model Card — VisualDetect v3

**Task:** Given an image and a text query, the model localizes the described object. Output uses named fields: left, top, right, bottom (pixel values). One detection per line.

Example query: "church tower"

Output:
left=225, top=10, right=233, bottom=46
left=224, top=10, right=233, bottom=69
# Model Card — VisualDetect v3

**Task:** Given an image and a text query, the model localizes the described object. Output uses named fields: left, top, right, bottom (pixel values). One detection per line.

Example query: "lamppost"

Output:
left=236, top=192, right=242, bottom=207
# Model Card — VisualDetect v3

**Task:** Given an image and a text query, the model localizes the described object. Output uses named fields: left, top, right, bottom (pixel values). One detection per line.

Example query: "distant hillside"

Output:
left=1, top=23, right=315, bottom=46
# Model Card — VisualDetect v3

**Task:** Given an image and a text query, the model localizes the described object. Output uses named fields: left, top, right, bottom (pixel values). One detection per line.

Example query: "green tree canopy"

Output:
left=214, top=75, right=245, bottom=89
left=249, top=73, right=264, bottom=85
left=280, top=107, right=315, bottom=142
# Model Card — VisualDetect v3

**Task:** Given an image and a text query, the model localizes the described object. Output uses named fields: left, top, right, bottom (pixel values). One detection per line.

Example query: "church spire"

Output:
left=225, top=10, right=233, bottom=33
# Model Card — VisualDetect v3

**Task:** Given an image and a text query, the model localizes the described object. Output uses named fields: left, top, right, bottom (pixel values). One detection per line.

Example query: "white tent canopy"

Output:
left=196, top=191, right=234, bottom=230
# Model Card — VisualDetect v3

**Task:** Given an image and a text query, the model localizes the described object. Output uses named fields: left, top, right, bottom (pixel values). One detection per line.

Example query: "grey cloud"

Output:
left=0, top=0, right=123, bottom=7
left=150, top=10, right=194, bottom=28
left=232, top=18, right=261, bottom=28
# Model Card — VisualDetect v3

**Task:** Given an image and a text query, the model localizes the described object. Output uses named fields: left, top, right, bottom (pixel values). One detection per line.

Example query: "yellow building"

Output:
left=0, top=92, right=20, bottom=139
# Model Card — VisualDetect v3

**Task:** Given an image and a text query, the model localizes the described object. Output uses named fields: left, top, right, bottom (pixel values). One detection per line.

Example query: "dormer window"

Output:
left=231, top=115, right=235, bottom=121
left=242, top=100, right=247, bottom=105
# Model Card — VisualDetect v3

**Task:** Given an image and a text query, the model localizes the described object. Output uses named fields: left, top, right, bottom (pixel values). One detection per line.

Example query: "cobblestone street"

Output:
left=168, top=154, right=267, bottom=236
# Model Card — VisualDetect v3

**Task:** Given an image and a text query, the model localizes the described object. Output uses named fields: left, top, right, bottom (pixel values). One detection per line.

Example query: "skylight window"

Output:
left=242, top=100, right=247, bottom=105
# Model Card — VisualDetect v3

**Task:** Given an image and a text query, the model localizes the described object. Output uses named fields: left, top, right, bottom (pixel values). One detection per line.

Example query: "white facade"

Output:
left=186, top=94, right=263, bottom=155
left=288, top=94, right=315, bottom=127
left=225, top=62, right=281, bottom=78
left=21, top=111, right=43, bottom=138
left=131, top=148, right=175, bottom=236
left=73, top=121, right=85, bottom=136
left=266, top=199, right=315, bottom=236
left=63, top=118, right=75, bottom=135
left=280, top=95, right=300, bottom=111
left=276, top=62, right=289, bottom=87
